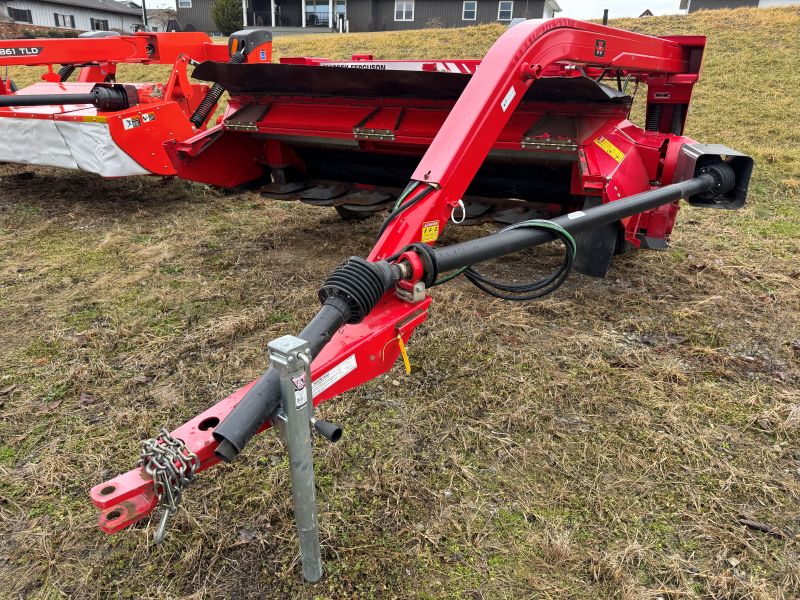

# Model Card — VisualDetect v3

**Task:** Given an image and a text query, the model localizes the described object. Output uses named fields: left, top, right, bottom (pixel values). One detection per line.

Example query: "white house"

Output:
left=1, top=0, right=143, bottom=32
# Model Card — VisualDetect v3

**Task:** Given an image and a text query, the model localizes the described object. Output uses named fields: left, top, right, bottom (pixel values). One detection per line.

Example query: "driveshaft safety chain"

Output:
left=138, top=429, right=200, bottom=543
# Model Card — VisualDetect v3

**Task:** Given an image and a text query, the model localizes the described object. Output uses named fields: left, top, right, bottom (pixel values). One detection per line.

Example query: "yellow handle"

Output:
left=396, top=334, right=411, bottom=375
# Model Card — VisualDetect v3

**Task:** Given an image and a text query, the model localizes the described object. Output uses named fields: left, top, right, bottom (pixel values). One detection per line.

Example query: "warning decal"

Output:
left=421, top=220, right=440, bottom=243
left=312, top=354, right=357, bottom=398
left=594, top=136, right=625, bottom=163
left=500, top=85, right=516, bottom=112
left=141, top=112, right=156, bottom=123
left=122, top=116, right=141, bottom=130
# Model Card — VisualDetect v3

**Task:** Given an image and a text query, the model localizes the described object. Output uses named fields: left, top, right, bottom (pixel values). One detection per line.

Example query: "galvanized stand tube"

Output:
left=268, top=335, right=323, bottom=583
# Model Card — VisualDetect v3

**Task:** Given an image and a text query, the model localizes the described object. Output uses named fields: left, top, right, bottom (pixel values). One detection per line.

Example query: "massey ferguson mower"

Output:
left=0, top=30, right=271, bottom=176
left=83, top=19, right=753, bottom=581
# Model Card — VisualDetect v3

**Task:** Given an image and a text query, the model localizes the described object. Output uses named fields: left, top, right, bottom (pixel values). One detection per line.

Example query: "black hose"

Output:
left=431, top=221, right=577, bottom=301
left=460, top=221, right=576, bottom=301
left=376, top=183, right=435, bottom=240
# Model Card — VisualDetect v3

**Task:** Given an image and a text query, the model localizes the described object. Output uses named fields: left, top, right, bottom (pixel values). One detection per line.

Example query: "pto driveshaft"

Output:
left=212, top=164, right=736, bottom=462
left=0, top=84, right=135, bottom=110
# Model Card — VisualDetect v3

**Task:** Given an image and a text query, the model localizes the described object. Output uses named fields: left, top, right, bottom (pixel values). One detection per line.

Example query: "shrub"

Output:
left=211, top=0, right=243, bottom=36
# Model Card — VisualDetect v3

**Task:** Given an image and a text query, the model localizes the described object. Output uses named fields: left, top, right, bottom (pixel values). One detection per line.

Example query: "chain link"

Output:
left=138, top=428, right=199, bottom=543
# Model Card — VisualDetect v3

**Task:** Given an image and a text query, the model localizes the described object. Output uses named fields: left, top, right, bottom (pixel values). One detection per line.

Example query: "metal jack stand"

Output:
left=269, top=335, right=324, bottom=583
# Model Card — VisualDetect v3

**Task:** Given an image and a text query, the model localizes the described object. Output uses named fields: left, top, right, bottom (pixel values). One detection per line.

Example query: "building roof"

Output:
left=36, top=0, right=143, bottom=16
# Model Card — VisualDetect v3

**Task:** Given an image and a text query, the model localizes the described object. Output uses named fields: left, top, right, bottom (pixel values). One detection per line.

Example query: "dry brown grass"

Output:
left=1, top=6, right=799, bottom=599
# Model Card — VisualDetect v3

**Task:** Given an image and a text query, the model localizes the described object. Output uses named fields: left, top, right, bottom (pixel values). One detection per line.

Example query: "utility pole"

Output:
left=141, top=0, right=149, bottom=30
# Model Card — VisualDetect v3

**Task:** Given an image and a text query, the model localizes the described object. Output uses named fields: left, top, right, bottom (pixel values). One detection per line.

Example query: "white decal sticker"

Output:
left=567, top=211, right=586, bottom=220
left=312, top=354, right=357, bottom=398
left=141, top=112, right=156, bottom=123
left=294, top=388, right=307, bottom=408
left=500, top=85, right=516, bottom=112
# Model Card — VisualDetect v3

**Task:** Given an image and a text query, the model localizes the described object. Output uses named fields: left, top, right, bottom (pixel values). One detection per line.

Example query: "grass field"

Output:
left=1, top=7, right=799, bottom=599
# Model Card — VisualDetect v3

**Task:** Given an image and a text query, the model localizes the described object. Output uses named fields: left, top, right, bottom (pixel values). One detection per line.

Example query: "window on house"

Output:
left=305, top=0, right=332, bottom=26
left=54, top=13, right=76, bottom=28
left=178, top=0, right=192, bottom=8
left=90, top=18, right=109, bottom=30
left=7, top=7, right=32, bottom=23
left=497, top=1, right=513, bottom=20
left=394, top=0, right=414, bottom=21
left=463, top=1, right=477, bottom=20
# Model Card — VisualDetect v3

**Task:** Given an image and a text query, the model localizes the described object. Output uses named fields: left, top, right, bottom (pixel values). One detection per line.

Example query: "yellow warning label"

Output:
left=421, top=220, right=440, bottom=243
left=80, top=115, right=108, bottom=123
left=594, top=136, right=625, bottom=162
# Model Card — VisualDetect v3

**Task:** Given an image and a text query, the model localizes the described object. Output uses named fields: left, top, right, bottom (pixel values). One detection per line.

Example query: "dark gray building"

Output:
left=177, top=0, right=561, bottom=36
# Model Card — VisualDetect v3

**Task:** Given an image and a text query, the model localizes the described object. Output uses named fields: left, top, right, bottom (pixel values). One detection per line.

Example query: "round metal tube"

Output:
left=269, top=336, right=323, bottom=583
left=434, top=174, right=716, bottom=273
left=0, top=92, right=98, bottom=107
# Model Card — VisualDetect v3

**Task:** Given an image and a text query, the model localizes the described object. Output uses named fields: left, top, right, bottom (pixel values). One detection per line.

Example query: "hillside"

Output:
left=1, top=7, right=799, bottom=599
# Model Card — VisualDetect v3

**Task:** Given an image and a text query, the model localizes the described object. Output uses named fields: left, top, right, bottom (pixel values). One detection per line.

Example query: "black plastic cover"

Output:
left=673, top=143, right=753, bottom=209
left=192, top=61, right=631, bottom=104
left=227, top=29, right=272, bottom=58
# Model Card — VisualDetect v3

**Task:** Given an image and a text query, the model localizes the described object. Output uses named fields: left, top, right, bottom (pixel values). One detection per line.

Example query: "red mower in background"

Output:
left=0, top=29, right=271, bottom=177
left=84, top=19, right=753, bottom=581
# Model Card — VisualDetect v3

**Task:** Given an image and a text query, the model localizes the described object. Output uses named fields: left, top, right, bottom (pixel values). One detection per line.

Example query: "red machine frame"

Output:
left=0, top=33, right=256, bottom=175
left=90, top=19, right=732, bottom=532
left=0, top=32, right=229, bottom=83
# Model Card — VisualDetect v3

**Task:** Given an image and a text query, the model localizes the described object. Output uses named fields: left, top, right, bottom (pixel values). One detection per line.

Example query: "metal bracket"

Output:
left=268, top=335, right=323, bottom=583
left=353, top=127, right=396, bottom=141
left=396, top=281, right=426, bottom=304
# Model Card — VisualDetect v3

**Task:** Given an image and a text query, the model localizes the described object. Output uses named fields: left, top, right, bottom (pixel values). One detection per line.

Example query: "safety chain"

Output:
left=138, top=428, right=200, bottom=544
